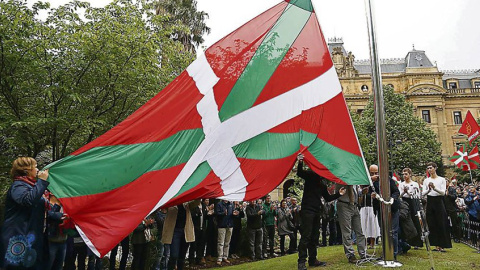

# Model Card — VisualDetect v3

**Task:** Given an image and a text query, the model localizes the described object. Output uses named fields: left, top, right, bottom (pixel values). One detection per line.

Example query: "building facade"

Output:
left=270, top=38, right=480, bottom=201
left=329, top=37, right=480, bottom=166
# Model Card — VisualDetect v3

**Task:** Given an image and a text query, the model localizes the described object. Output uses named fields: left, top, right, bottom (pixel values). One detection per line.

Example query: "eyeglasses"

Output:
left=369, top=172, right=379, bottom=175
left=427, top=166, right=434, bottom=170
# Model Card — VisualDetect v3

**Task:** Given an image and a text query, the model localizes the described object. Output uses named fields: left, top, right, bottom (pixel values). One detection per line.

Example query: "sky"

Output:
left=29, top=0, right=480, bottom=71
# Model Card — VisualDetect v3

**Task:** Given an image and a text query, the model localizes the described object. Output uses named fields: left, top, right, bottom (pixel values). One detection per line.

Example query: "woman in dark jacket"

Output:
left=1, top=157, right=49, bottom=269
left=277, top=199, right=293, bottom=256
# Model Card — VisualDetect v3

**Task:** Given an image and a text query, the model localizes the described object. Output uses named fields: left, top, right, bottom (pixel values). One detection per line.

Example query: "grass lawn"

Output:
left=211, top=243, right=480, bottom=270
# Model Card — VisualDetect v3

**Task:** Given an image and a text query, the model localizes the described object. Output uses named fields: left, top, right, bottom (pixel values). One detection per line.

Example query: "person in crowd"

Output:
left=189, top=200, right=204, bottom=267
left=46, top=193, right=69, bottom=270
left=194, top=201, right=207, bottom=266
left=445, top=179, right=461, bottom=243
left=288, top=197, right=300, bottom=253
left=358, top=184, right=380, bottom=250
left=370, top=164, right=401, bottom=259
left=296, top=154, right=345, bottom=270
left=215, top=200, right=234, bottom=266
left=398, top=168, right=423, bottom=248
left=64, top=228, right=88, bottom=270
left=465, top=184, right=480, bottom=246
left=203, top=199, right=217, bottom=262
left=422, top=162, right=452, bottom=252
left=131, top=216, right=155, bottom=270
left=153, top=208, right=167, bottom=270
left=162, top=201, right=200, bottom=270
left=246, top=200, right=264, bottom=261
left=109, top=236, right=129, bottom=270
left=262, top=195, right=277, bottom=258
left=1, top=157, right=49, bottom=269
left=87, top=251, right=103, bottom=270
left=335, top=182, right=367, bottom=264
left=277, top=199, right=294, bottom=256
left=229, top=201, right=245, bottom=259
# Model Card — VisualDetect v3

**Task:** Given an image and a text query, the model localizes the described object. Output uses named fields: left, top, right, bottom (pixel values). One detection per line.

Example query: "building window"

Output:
left=475, top=81, right=480, bottom=88
left=422, top=110, right=431, bottom=123
left=387, top=84, right=394, bottom=90
left=448, top=82, right=458, bottom=89
left=453, top=111, right=462, bottom=125
left=455, top=142, right=465, bottom=150
left=361, top=85, right=369, bottom=92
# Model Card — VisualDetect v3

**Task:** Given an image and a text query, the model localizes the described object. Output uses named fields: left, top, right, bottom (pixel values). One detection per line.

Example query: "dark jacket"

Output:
left=465, top=192, right=480, bottom=219
left=297, top=161, right=341, bottom=213
left=277, top=207, right=294, bottom=236
left=0, top=179, right=49, bottom=268
left=398, top=200, right=417, bottom=240
left=246, top=204, right=263, bottom=230
left=232, top=204, right=245, bottom=229
left=215, top=201, right=234, bottom=228
left=46, top=203, right=67, bottom=243
left=132, top=219, right=154, bottom=245
left=372, top=177, right=400, bottom=214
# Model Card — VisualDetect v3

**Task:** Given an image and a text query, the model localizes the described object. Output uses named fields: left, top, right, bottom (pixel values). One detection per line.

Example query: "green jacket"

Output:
left=262, top=202, right=276, bottom=226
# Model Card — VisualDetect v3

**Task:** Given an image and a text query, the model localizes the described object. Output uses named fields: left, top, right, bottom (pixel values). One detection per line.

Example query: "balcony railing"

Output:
left=447, top=88, right=480, bottom=94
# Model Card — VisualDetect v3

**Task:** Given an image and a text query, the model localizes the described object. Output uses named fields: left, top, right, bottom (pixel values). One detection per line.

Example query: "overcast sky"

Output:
left=30, top=0, right=480, bottom=71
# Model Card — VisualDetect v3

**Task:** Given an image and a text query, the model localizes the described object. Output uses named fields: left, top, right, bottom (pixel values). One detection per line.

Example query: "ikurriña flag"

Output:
left=468, top=145, right=480, bottom=170
left=46, top=0, right=370, bottom=256
left=449, top=145, right=469, bottom=171
left=458, top=110, right=480, bottom=145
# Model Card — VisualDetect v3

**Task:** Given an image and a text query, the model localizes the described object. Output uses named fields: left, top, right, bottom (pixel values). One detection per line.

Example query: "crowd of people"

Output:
left=1, top=156, right=479, bottom=270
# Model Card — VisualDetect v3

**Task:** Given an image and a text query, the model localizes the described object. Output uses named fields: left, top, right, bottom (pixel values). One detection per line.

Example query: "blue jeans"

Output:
left=47, top=241, right=67, bottom=270
left=392, top=210, right=399, bottom=258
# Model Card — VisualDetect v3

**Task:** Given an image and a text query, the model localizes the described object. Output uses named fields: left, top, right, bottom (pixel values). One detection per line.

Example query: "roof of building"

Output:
left=354, top=58, right=407, bottom=74
left=327, top=37, right=347, bottom=55
left=405, top=49, right=434, bottom=68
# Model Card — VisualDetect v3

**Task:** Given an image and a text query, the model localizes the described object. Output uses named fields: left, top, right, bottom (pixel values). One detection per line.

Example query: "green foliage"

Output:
left=352, top=86, right=443, bottom=175
left=0, top=0, right=196, bottom=180
left=156, top=0, right=210, bottom=53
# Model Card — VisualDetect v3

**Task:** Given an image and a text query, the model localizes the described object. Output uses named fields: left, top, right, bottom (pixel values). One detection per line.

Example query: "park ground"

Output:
left=210, top=243, right=480, bottom=270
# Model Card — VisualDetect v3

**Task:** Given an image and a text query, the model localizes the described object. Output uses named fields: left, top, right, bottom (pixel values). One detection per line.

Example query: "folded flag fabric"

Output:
left=46, top=0, right=370, bottom=256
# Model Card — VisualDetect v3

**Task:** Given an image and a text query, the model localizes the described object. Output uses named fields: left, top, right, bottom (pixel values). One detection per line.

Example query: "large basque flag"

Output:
left=47, top=0, right=370, bottom=256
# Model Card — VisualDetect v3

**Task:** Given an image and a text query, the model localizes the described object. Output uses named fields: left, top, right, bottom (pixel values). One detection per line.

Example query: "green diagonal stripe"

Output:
left=218, top=3, right=312, bottom=121
left=233, top=130, right=368, bottom=185
left=174, top=161, right=212, bottom=198
left=289, top=0, right=313, bottom=11
left=47, top=129, right=205, bottom=198
left=307, top=134, right=369, bottom=185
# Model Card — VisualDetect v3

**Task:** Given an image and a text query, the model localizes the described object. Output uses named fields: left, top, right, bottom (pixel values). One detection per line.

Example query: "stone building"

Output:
left=329, top=37, right=480, bottom=166
left=270, top=38, right=480, bottom=201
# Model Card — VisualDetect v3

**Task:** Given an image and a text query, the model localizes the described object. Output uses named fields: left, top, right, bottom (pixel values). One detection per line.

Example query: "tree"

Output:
left=155, top=0, right=210, bottom=54
left=0, top=0, right=195, bottom=179
left=352, top=86, right=443, bottom=176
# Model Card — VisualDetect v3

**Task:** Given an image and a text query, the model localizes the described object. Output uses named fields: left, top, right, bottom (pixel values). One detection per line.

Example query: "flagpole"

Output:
left=363, top=0, right=401, bottom=266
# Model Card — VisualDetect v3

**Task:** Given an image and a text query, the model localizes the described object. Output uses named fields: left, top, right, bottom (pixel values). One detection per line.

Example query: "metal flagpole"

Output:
left=363, top=0, right=401, bottom=267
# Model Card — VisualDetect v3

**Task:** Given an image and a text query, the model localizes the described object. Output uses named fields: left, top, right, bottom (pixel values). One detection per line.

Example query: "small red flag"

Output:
left=458, top=111, right=480, bottom=145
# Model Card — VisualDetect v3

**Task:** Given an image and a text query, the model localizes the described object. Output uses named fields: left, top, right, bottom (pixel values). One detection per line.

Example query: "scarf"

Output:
left=14, top=175, right=37, bottom=186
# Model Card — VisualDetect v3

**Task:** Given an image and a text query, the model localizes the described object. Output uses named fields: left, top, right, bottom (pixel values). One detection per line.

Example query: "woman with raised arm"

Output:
left=1, top=157, right=49, bottom=269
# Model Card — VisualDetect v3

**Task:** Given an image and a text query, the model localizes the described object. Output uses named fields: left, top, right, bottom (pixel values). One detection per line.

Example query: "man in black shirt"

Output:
left=296, top=154, right=345, bottom=270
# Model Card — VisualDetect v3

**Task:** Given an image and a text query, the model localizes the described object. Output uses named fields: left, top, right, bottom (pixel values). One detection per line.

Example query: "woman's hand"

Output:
left=38, top=169, right=49, bottom=181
